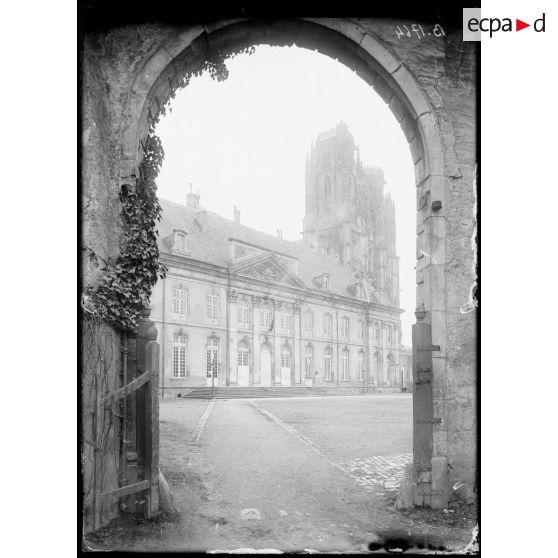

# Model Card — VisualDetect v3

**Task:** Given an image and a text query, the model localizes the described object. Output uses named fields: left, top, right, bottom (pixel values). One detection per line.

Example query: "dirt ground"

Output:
left=84, top=396, right=478, bottom=553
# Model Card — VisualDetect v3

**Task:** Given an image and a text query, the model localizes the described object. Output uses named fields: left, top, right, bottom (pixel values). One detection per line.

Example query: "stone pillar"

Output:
left=294, top=303, right=301, bottom=385
left=228, top=291, right=238, bottom=385
left=252, top=296, right=261, bottom=386
left=273, top=301, right=281, bottom=385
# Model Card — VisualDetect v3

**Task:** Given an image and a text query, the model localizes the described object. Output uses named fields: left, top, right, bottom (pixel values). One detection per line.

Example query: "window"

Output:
left=342, top=349, right=349, bottom=381
left=387, top=325, right=393, bottom=345
left=237, top=343, right=249, bottom=367
left=237, top=299, right=250, bottom=328
left=374, top=322, right=380, bottom=343
left=304, top=345, right=313, bottom=379
left=281, top=307, right=293, bottom=333
left=323, top=275, right=330, bottom=290
left=261, top=304, right=272, bottom=329
left=207, top=293, right=219, bottom=320
left=172, top=333, right=187, bottom=378
left=374, top=352, right=383, bottom=383
left=341, top=317, right=349, bottom=340
left=358, top=319, right=365, bottom=340
left=324, top=347, right=333, bottom=381
left=358, top=351, right=365, bottom=381
left=324, top=313, right=332, bottom=339
left=206, top=337, right=219, bottom=379
left=173, top=285, right=188, bottom=315
left=281, top=346, right=292, bottom=368
left=304, top=310, right=313, bottom=337
left=175, top=232, right=186, bottom=252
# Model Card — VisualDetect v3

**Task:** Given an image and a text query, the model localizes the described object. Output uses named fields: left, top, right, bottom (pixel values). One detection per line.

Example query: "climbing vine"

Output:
left=83, top=134, right=167, bottom=332
left=82, top=45, right=256, bottom=333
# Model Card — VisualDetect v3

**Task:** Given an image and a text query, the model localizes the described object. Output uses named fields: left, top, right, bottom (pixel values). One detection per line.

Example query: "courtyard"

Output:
left=86, top=394, right=477, bottom=552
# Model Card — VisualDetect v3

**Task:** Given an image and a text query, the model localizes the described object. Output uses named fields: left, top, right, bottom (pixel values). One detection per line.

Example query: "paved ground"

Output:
left=86, top=395, right=478, bottom=553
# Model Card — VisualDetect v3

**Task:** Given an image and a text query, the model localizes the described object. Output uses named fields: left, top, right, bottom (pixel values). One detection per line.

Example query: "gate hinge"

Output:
left=417, top=418, right=442, bottom=424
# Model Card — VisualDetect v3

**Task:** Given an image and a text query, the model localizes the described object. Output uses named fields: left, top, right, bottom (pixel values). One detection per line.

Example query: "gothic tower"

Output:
left=303, top=121, right=400, bottom=306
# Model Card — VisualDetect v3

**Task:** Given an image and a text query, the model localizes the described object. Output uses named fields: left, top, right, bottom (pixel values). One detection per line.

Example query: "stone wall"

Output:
left=82, top=15, right=477, bottom=513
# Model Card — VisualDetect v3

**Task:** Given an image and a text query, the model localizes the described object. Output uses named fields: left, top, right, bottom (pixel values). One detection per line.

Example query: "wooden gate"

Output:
left=412, top=320, right=440, bottom=507
left=91, top=308, right=159, bottom=530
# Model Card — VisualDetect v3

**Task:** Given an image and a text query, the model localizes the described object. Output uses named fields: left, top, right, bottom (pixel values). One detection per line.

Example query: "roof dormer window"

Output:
left=323, top=274, right=330, bottom=290
left=173, top=230, right=187, bottom=253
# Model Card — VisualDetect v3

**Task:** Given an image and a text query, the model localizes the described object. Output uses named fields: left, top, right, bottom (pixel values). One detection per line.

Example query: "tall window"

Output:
left=281, top=306, right=293, bottom=333
left=358, top=351, right=365, bottom=381
left=387, top=325, right=393, bottom=346
left=172, top=333, right=187, bottom=378
left=281, top=346, right=292, bottom=368
left=173, top=285, right=188, bottom=315
left=175, top=232, right=186, bottom=252
left=342, top=349, right=349, bottom=380
left=304, top=345, right=313, bottom=379
left=237, top=343, right=249, bottom=367
left=341, top=317, right=349, bottom=340
left=237, top=299, right=250, bottom=328
left=324, top=313, right=332, bottom=339
left=374, top=352, right=383, bottom=384
left=323, top=275, right=330, bottom=290
left=358, top=320, right=365, bottom=340
left=324, top=347, right=333, bottom=381
left=261, top=304, right=272, bottom=329
left=207, top=293, right=219, bottom=320
left=304, top=310, right=313, bottom=337
left=374, top=322, right=380, bottom=344
left=206, top=337, right=219, bottom=379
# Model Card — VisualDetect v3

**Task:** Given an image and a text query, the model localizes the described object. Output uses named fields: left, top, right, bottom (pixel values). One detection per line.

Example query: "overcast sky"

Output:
left=154, top=45, right=415, bottom=345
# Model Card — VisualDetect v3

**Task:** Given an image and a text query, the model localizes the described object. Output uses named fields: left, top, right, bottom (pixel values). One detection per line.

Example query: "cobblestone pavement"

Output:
left=338, top=453, right=413, bottom=494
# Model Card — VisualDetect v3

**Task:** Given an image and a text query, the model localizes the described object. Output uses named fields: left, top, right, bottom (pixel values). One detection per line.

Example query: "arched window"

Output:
left=173, top=284, right=188, bottom=316
left=304, top=310, right=313, bottom=337
left=304, top=345, right=313, bottom=379
left=387, top=353, right=396, bottom=385
left=324, top=347, right=333, bottom=381
left=324, top=313, right=332, bottom=339
left=341, top=317, right=349, bottom=340
left=374, top=351, right=383, bottom=384
left=342, top=349, right=349, bottom=380
left=237, top=342, right=249, bottom=367
left=324, top=175, right=332, bottom=213
left=281, top=345, right=292, bottom=369
left=206, top=337, right=219, bottom=380
left=172, top=333, right=187, bottom=379
left=237, top=298, right=250, bottom=328
left=358, top=350, right=365, bottom=381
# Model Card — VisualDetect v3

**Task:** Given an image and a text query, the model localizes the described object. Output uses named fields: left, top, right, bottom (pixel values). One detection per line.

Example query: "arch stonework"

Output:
left=82, top=16, right=476, bottom=517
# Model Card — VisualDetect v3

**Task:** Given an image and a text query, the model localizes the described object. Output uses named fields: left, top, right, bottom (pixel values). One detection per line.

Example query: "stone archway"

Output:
left=83, top=16, right=476, bottom=516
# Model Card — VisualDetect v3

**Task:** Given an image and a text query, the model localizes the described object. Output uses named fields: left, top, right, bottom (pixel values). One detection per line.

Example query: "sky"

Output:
left=154, top=45, right=415, bottom=345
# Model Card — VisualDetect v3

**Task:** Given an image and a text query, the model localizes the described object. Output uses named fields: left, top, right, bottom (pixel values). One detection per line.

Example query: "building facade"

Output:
left=150, top=125, right=405, bottom=396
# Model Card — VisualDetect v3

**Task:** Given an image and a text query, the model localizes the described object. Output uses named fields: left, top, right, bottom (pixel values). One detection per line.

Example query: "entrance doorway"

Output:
left=237, top=343, right=250, bottom=387
left=260, top=344, right=272, bottom=386
left=206, top=337, right=218, bottom=387
left=280, top=345, right=292, bottom=386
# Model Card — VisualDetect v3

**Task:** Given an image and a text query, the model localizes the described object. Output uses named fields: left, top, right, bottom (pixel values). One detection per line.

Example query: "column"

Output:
left=228, top=290, right=238, bottom=385
left=252, top=296, right=261, bottom=386
left=273, top=301, right=281, bottom=385
left=293, top=302, right=301, bottom=385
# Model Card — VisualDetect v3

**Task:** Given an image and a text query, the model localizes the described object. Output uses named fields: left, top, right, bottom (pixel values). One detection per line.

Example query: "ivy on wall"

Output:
left=82, top=46, right=255, bottom=333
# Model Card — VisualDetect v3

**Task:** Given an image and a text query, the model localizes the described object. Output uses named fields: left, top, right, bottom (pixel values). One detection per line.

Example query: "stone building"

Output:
left=303, top=121, right=399, bottom=308
left=150, top=128, right=404, bottom=394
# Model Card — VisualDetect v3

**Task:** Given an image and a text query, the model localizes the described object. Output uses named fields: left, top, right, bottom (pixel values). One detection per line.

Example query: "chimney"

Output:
left=277, top=229, right=283, bottom=240
left=186, top=182, right=200, bottom=209
left=233, top=205, right=240, bottom=224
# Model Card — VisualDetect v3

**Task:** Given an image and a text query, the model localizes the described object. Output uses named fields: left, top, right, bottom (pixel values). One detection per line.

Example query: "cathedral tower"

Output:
left=303, top=121, right=399, bottom=306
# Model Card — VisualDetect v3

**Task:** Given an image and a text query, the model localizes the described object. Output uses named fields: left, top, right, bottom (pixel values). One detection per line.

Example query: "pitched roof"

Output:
left=157, top=198, right=373, bottom=301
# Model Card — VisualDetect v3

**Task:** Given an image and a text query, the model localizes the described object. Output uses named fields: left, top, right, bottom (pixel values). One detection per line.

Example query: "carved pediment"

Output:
left=231, top=254, right=304, bottom=288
